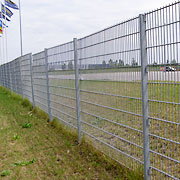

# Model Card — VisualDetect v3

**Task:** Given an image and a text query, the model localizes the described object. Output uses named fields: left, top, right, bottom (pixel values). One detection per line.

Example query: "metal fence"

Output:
left=0, top=2, right=179, bottom=180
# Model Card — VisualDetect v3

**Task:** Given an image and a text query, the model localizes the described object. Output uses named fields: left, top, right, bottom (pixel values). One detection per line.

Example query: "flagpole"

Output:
left=19, top=0, right=23, bottom=56
left=4, top=0, right=8, bottom=63
left=2, top=1, right=6, bottom=64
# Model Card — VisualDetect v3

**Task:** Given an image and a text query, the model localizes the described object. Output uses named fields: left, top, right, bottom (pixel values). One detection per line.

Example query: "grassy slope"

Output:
left=0, top=87, right=142, bottom=180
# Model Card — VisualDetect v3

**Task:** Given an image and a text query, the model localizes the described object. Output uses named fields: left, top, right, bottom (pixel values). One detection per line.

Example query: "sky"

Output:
left=0, top=0, right=176, bottom=63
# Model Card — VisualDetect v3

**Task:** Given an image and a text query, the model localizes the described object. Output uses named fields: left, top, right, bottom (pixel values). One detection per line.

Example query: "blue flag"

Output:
left=0, top=20, right=3, bottom=34
left=0, top=13, right=10, bottom=21
left=2, top=4, right=13, bottom=18
left=5, top=0, right=19, bottom=10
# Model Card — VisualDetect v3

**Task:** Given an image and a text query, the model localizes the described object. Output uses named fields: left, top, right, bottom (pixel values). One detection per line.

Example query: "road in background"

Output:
left=49, top=71, right=180, bottom=82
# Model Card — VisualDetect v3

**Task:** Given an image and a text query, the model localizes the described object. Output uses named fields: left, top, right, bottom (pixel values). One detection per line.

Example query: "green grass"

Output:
left=0, top=86, right=142, bottom=180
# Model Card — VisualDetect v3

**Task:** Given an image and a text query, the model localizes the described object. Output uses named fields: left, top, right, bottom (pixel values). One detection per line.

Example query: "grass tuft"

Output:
left=21, top=98, right=33, bottom=110
left=11, top=92, right=23, bottom=102
left=13, top=159, right=36, bottom=167
left=32, top=106, right=49, bottom=121
left=12, top=135, right=20, bottom=140
left=22, top=123, right=32, bottom=128
left=1, top=170, right=11, bottom=177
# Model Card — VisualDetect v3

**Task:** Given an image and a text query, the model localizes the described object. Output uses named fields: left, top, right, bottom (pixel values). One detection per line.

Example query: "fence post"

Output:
left=29, top=53, right=35, bottom=108
left=139, top=14, right=150, bottom=180
left=4, top=65, right=5, bottom=87
left=19, top=57, right=24, bottom=98
left=44, top=48, right=52, bottom=121
left=4, top=64, right=5, bottom=88
left=73, top=38, right=82, bottom=143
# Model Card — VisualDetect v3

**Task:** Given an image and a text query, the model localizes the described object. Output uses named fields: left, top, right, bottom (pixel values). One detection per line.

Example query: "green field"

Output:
left=49, top=78, right=180, bottom=179
left=0, top=86, right=143, bottom=180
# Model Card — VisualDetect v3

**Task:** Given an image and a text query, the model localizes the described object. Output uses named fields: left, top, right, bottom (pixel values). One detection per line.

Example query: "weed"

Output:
left=13, top=135, right=20, bottom=140
left=13, top=159, right=36, bottom=166
left=1, top=170, right=11, bottom=177
left=22, top=123, right=32, bottom=128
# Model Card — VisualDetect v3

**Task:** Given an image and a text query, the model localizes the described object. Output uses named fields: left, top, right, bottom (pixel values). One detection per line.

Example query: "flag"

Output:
left=2, top=4, right=13, bottom=18
left=0, top=20, right=3, bottom=34
left=5, top=0, right=18, bottom=10
left=3, top=22, right=8, bottom=28
left=0, top=13, right=10, bottom=21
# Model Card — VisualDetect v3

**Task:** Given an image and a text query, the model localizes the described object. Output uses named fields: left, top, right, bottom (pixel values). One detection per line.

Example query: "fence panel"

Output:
left=4, top=64, right=7, bottom=89
left=32, top=51, right=49, bottom=113
left=47, top=41, right=77, bottom=128
left=0, top=65, right=3, bottom=86
left=146, top=3, right=180, bottom=180
left=0, top=2, right=179, bottom=179
left=10, top=60, right=17, bottom=93
left=78, top=17, right=144, bottom=171
left=20, top=53, right=34, bottom=104
left=0, top=65, right=2, bottom=86
left=13, top=57, right=23, bottom=95
left=6, top=62, right=11, bottom=90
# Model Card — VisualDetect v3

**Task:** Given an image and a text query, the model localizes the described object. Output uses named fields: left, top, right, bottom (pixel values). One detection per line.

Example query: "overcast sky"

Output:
left=0, top=0, right=176, bottom=62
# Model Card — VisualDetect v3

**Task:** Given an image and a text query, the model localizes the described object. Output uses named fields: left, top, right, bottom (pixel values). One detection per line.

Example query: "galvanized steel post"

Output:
left=139, top=14, right=150, bottom=180
left=29, top=53, right=35, bottom=108
left=73, top=38, right=82, bottom=143
left=19, top=57, right=24, bottom=97
left=45, top=48, right=52, bottom=122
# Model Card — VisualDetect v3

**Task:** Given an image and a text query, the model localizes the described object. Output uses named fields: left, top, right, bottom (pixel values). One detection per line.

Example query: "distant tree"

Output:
left=68, top=61, right=73, bottom=70
left=62, top=63, right=66, bottom=70
left=171, top=59, right=177, bottom=64
left=131, top=58, right=138, bottom=67
left=115, top=60, right=118, bottom=67
left=153, top=61, right=157, bottom=65
left=118, top=59, right=124, bottom=67
left=102, top=60, right=106, bottom=68
left=109, top=59, right=114, bottom=68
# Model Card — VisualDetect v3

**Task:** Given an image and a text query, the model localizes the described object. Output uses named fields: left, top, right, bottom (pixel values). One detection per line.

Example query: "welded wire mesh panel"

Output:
left=47, top=42, right=77, bottom=128
left=12, top=57, right=23, bottom=95
left=0, top=65, right=3, bottom=86
left=8, top=62, right=12, bottom=91
left=20, top=54, right=33, bottom=103
left=32, top=51, right=48, bottom=113
left=10, top=60, right=17, bottom=93
left=146, top=2, right=180, bottom=179
left=0, top=64, right=4, bottom=87
left=4, top=64, right=8, bottom=89
left=3, top=64, right=7, bottom=88
left=78, top=17, right=143, bottom=171
left=6, top=63, right=11, bottom=90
